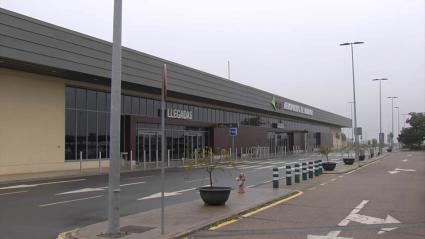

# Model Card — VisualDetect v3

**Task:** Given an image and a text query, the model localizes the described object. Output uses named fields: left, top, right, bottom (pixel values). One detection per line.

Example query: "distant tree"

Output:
left=372, top=138, right=378, bottom=148
left=398, top=112, right=425, bottom=149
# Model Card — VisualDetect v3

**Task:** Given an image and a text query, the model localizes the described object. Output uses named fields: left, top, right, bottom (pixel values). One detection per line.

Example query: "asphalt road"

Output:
left=192, top=151, right=425, bottom=239
left=0, top=152, right=334, bottom=239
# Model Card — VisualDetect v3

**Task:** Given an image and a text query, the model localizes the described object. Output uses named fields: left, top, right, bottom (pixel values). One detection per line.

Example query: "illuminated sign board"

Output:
left=271, top=96, right=313, bottom=116
left=166, top=109, right=193, bottom=120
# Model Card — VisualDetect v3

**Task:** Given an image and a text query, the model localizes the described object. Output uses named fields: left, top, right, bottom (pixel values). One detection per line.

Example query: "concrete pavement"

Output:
left=191, top=151, right=425, bottom=239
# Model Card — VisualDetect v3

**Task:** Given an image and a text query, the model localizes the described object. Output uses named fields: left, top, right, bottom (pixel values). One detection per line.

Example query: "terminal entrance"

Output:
left=135, top=125, right=209, bottom=164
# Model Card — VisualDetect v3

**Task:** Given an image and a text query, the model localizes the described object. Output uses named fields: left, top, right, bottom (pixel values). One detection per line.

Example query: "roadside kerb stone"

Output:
left=323, top=153, right=388, bottom=174
left=58, top=187, right=294, bottom=239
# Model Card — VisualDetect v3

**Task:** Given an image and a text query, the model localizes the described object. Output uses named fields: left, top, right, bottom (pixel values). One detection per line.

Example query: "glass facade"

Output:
left=65, top=86, right=331, bottom=160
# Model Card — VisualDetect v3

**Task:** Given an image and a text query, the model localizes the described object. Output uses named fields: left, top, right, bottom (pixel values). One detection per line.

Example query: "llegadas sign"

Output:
left=271, top=96, right=313, bottom=116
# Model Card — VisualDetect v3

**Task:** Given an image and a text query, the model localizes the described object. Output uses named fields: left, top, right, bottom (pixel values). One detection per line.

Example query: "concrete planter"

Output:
left=343, top=157, right=355, bottom=165
left=387, top=147, right=393, bottom=152
left=198, top=186, right=231, bottom=206
left=322, top=162, right=337, bottom=171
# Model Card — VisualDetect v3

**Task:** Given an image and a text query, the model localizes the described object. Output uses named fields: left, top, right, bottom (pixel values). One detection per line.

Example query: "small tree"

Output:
left=319, top=146, right=331, bottom=162
left=187, top=147, right=235, bottom=187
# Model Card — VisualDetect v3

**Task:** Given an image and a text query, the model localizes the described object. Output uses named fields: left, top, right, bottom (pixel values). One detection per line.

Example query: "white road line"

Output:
left=255, top=165, right=274, bottom=170
left=307, top=187, right=316, bottom=191
left=320, top=182, right=327, bottom=186
left=40, top=195, right=103, bottom=207
left=330, top=178, right=337, bottom=182
left=338, top=200, right=368, bottom=226
left=56, top=181, right=145, bottom=195
left=126, top=175, right=154, bottom=180
left=238, top=165, right=259, bottom=169
left=137, top=186, right=208, bottom=201
left=184, top=177, right=208, bottom=183
left=402, top=159, right=408, bottom=162
left=338, top=175, right=344, bottom=178
left=0, top=179, right=86, bottom=190
left=0, top=190, right=28, bottom=196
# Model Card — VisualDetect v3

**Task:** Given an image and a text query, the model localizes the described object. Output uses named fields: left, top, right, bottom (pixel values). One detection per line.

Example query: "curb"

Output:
left=57, top=190, right=299, bottom=239
left=174, top=190, right=302, bottom=239
left=323, top=154, right=388, bottom=175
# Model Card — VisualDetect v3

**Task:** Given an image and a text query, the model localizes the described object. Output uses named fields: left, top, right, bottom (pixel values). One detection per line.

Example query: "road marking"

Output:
left=137, top=186, right=204, bottom=200
left=320, top=182, right=327, bottom=186
left=238, top=165, right=259, bottom=169
left=330, top=178, right=337, bottom=182
left=126, top=175, right=154, bottom=180
left=338, top=175, right=344, bottom=178
left=307, top=187, right=316, bottom=191
left=241, top=191, right=303, bottom=218
left=0, top=179, right=86, bottom=190
left=308, top=230, right=352, bottom=239
left=184, top=177, right=209, bottom=183
left=255, top=165, right=274, bottom=170
left=388, top=168, right=416, bottom=174
left=345, top=159, right=380, bottom=175
left=208, top=219, right=239, bottom=231
left=338, top=200, right=400, bottom=234
left=407, top=154, right=412, bottom=157
left=56, top=181, right=145, bottom=195
left=402, top=159, right=408, bottom=162
left=39, top=195, right=103, bottom=207
left=0, top=190, right=28, bottom=196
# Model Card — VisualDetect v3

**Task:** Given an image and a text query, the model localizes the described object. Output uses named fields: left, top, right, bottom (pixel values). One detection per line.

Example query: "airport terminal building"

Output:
left=0, top=8, right=351, bottom=175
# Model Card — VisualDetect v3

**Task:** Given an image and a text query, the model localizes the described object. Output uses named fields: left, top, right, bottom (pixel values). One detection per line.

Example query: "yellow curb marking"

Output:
left=345, top=158, right=381, bottom=175
left=241, top=191, right=303, bottom=218
left=208, top=219, right=239, bottom=231
left=208, top=191, right=303, bottom=231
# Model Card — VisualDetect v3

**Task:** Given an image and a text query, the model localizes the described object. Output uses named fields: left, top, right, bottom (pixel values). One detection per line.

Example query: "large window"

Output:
left=65, top=86, right=110, bottom=161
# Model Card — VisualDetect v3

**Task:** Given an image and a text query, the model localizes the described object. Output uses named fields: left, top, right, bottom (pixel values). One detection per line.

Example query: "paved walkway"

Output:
left=58, top=187, right=294, bottom=239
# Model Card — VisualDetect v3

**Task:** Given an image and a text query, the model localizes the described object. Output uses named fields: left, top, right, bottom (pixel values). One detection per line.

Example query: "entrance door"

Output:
left=136, top=130, right=161, bottom=163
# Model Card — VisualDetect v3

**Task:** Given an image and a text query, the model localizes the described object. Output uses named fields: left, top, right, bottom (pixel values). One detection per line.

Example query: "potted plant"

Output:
left=320, top=146, right=336, bottom=171
left=188, top=147, right=235, bottom=206
left=342, top=144, right=355, bottom=165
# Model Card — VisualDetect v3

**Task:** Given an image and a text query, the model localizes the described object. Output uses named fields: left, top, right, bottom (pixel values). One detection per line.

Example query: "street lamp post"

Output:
left=108, top=0, right=122, bottom=235
left=387, top=96, right=398, bottom=149
left=372, top=78, right=388, bottom=155
left=340, top=42, right=364, bottom=163
left=348, top=101, right=354, bottom=144
left=395, top=106, right=400, bottom=148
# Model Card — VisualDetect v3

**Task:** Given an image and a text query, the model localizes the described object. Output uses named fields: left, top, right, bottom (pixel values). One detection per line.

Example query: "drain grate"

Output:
left=120, top=225, right=155, bottom=234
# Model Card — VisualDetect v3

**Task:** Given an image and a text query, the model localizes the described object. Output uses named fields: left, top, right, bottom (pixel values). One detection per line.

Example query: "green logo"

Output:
left=271, top=96, right=277, bottom=111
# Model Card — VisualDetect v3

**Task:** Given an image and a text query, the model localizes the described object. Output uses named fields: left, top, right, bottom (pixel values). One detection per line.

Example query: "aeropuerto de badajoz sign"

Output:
left=166, top=108, right=193, bottom=120
left=271, top=96, right=314, bottom=116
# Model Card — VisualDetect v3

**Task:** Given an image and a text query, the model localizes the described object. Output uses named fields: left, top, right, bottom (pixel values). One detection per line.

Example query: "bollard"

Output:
left=273, top=167, right=279, bottom=188
left=308, top=161, right=314, bottom=179
left=318, top=160, right=323, bottom=175
left=286, top=164, right=292, bottom=186
left=314, top=160, right=319, bottom=176
left=302, top=162, right=308, bottom=180
left=294, top=163, right=301, bottom=183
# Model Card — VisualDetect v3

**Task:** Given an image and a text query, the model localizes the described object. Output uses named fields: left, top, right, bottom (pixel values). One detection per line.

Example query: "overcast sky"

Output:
left=2, top=0, right=424, bottom=141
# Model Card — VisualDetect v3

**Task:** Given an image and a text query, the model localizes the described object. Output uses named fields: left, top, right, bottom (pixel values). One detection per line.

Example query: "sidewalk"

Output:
left=58, top=187, right=294, bottom=239
left=323, top=153, right=387, bottom=174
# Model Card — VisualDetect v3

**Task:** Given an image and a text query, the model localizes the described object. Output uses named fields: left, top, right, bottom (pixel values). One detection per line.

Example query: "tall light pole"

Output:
left=348, top=101, right=354, bottom=144
left=340, top=41, right=364, bottom=163
left=387, top=96, right=398, bottom=149
left=372, top=78, right=388, bottom=155
left=394, top=106, right=400, bottom=147
left=108, top=0, right=122, bottom=235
